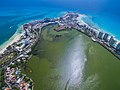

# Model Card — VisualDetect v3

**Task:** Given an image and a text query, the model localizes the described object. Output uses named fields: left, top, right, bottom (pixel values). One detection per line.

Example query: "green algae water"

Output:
left=22, top=24, right=120, bottom=90
left=82, top=35, right=120, bottom=90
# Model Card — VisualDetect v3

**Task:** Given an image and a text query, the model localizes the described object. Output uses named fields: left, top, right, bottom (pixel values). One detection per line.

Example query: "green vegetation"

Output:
left=12, top=86, right=20, bottom=90
left=0, top=51, right=17, bottom=65
left=0, top=68, right=7, bottom=88
left=0, top=69, right=2, bottom=88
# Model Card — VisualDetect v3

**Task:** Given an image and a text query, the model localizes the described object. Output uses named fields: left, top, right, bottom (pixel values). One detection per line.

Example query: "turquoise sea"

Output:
left=81, top=12, right=120, bottom=39
left=0, top=6, right=120, bottom=47
left=0, top=7, right=65, bottom=46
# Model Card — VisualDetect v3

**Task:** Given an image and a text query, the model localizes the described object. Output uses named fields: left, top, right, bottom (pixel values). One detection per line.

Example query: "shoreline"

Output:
left=81, top=14, right=120, bottom=40
left=0, top=12, right=119, bottom=55
left=1, top=12, right=120, bottom=90
left=0, top=27, right=24, bottom=54
left=77, top=14, right=87, bottom=25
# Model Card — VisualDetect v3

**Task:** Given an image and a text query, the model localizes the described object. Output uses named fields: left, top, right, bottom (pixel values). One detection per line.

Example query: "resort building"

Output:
left=98, top=32, right=104, bottom=40
left=109, top=37, right=117, bottom=48
left=103, top=33, right=111, bottom=42
left=116, top=43, right=120, bottom=55
left=93, top=30, right=99, bottom=38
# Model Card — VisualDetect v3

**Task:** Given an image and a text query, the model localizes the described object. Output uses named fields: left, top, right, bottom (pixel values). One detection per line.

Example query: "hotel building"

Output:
left=109, top=37, right=117, bottom=48
left=98, top=32, right=104, bottom=40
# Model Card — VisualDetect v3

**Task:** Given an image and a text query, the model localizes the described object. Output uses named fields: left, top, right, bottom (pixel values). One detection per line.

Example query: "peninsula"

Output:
left=0, top=12, right=120, bottom=90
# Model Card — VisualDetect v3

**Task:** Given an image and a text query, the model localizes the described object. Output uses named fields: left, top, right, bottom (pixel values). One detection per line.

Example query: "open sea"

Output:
left=0, top=5, right=120, bottom=47
left=0, top=7, right=65, bottom=46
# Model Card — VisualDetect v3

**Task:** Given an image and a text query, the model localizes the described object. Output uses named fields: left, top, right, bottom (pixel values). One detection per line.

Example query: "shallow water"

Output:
left=21, top=24, right=120, bottom=90
left=60, top=35, right=87, bottom=89
left=0, top=7, right=65, bottom=46
left=24, top=25, right=87, bottom=90
left=81, top=13, right=120, bottom=40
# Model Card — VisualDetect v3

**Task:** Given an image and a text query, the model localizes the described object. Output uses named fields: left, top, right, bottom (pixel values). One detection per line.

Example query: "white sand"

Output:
left=0, top=28, right=24, bottom=54
left=0, top=13, right=87, bottom=55
left=77, top=14, right=87, bottom=25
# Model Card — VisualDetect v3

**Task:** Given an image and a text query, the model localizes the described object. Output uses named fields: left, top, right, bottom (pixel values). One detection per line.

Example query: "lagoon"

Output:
left=22, top=24, right=120, bottom=90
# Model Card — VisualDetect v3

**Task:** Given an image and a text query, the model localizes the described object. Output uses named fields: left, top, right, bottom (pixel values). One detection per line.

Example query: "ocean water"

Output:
left=0, top=6, right=120, bottom=47
left=82, top=12, right=120, bottom=40
left=0, top=7, right=65, bottom=46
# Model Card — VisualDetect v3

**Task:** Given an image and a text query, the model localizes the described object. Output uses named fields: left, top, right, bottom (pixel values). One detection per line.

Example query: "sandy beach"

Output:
left=0, top=28, right=24, bottom=54
left=77, top=14, right=87, bottom=25
left=0, top=13, right=85, bottom=55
